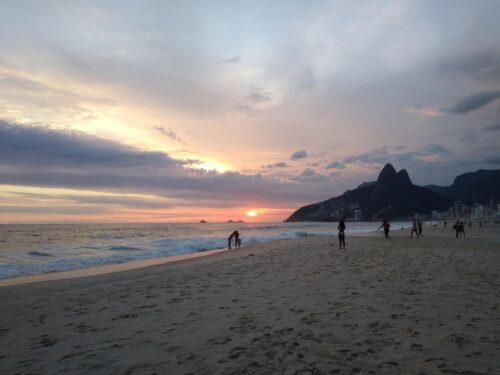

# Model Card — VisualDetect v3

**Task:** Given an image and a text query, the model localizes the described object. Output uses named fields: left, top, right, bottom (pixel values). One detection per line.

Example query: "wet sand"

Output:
left=1, top=226, right=499, bottom=374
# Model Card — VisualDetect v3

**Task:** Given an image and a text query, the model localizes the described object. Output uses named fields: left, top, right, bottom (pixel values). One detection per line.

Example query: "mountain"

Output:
left=425, top=169, right=500, bottom=204
left=285, top=163, right=452, bottom=222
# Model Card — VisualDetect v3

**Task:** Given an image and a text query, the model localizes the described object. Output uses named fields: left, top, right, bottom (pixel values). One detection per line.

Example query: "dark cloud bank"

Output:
left=444, top=90, right=500, bottom=114
left=0, top=120, right=328, bottom=207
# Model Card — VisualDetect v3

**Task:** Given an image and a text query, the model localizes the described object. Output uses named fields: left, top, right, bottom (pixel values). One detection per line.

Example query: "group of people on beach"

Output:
left=336, top=218, right=390, bottom=249
left=410, top=218, right=424, bottom=238
left=453, top=220, right=466, bottom=238
left=229, top=215, right=470, bottom=252
left=227, top=230, right=241, bottom=249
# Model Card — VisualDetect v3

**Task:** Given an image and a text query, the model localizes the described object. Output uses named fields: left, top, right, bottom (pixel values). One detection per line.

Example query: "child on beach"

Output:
left=338, top=220, right=346, bottom=249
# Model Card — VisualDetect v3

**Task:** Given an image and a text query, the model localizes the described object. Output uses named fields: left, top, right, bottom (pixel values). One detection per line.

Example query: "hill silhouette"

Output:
left=285, top=163, right=452, bottom=221
left=425, top=169, right=500, bottom=204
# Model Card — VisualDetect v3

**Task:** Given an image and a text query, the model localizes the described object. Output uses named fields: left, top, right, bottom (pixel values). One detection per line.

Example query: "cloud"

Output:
left=437, top=49, right=500, bottom=82
left=325, top=161, right=345, bottom=170
left=247, top=88, right=272, bottom=104
left=155, top=126, right=183, bottom=143
left=0, top=120, right=335, bottom=207
left=290, top=150, right=308, bottom=160
left=220, top=55, right=241, bottom=64
left=484, top=123, right=500, bottom=132
left=291, top=168, right=329, bottom=183
left=0, top=120, right=180, bottom=169
left=342, top=144, right=450, bottom=166
left=264, top=162, right=289, bottom=168
left=406, top=106, right=443, bottom=117
left=234, top=104, right=253, bottom=113
left=0, top=205, right=109, bottom=215
left=444, top=90, right=500, bottom=114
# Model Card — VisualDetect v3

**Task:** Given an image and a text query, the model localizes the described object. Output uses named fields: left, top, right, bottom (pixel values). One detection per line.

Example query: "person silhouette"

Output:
left=458, top=222, right=465, bottom=238
left=418, top=220, right=423, bottom=237
left=410, top=218, right=419, bottom=238
left=234, top=231, right=241, bottom=248
left=378, top=219, right=391, bottom=240
left=454, top=220, right=460, bottom=238
left=338, top=220, right=346, bottom=249
left=228, top=230, right=240, bottom=249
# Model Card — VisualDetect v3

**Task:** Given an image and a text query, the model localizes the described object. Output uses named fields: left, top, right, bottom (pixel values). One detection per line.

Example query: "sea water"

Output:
left=0, top=221, right=408, bottom=279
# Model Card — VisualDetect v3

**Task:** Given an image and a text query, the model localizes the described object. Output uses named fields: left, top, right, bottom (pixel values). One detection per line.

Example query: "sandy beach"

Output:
left=1, top=226, right=500, bottom=374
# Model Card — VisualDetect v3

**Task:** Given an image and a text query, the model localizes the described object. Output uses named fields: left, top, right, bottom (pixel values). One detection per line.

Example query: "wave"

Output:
left=28, top=251, right=54, bottom=257
left=109, top=245, right=142, bottom=251
left=0, top=230, right=323, bottom=279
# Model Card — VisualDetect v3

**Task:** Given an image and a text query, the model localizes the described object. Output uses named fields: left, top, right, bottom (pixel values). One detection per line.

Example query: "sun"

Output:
left=246, top=210, right=257, bottom=217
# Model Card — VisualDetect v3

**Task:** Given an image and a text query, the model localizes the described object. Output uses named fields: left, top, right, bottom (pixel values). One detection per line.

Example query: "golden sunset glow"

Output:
left=190, top=161, right=228, bottom=173
left=246, top=210, right=257, bottom=217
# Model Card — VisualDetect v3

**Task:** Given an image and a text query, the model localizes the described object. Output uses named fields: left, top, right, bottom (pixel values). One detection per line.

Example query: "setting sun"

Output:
left=246, top=210, right=257, bottom=217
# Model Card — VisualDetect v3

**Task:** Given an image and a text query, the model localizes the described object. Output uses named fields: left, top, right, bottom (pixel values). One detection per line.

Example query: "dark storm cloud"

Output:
left=290, top=150, right=308, bottom=160
left=325, top=161, right=345, bottom=170
left=444, top=90, right=500, bottom=114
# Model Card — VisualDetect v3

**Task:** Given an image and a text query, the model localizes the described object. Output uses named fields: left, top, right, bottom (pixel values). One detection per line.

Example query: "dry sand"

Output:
left=1, top=226, right=499, bottom=374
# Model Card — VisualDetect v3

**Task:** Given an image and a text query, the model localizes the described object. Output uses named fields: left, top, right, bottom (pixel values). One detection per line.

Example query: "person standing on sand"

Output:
left=453, top=220, right=460, bottom=238
left=378, top=219, right=391, bottom=240
left=410, top=218, right=419, bottom=238
left=444, top=219, right=447, bottom=229
left=418, top=220, right=423, bottom=237
left=338, top=220, right=346, bottom=249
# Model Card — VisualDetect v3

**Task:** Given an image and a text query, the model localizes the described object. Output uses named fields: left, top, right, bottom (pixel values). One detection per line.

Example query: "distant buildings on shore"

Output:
left=346, top=198, right=500, bottom=222
left=430, top=198, right=500, bottom=222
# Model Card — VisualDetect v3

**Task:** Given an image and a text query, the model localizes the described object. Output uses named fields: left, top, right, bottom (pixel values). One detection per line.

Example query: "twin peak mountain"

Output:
left=286, top=163, right=451, bottom=222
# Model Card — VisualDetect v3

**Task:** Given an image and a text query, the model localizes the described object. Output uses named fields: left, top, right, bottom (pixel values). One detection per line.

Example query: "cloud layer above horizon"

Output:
left=0, top=0, right=499, bottom=222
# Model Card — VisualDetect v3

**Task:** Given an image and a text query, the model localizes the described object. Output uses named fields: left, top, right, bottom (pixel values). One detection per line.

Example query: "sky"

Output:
left=1, top=0, right=500, bottom=223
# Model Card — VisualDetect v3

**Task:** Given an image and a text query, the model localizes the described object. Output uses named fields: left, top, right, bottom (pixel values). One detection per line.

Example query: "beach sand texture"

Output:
left=1, top=227, right=500, bottom=374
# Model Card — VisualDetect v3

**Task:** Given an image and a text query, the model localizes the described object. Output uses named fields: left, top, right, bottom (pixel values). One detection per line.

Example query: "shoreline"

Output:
left=0, top=247, right=228, bottom=287
left=0, top=230, right=380, bottom=287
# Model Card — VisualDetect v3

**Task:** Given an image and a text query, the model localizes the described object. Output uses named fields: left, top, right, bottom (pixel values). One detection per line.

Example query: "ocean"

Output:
left=0, top=221, right=408, bottom=279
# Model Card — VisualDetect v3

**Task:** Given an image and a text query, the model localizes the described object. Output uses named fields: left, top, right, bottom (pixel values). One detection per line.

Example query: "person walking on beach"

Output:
left=227, top=230, right=240, bottom=249
left=418, top=220, right=423, bottom=237
left=458, top=222, right=466, bottom=238
left=453, top=220, right=460, bottom=238
left=410, top=218, right=419, bottom=238
left=338, top=219, right=346, bottom=249
left=378, top=219, right=391, bottom=240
